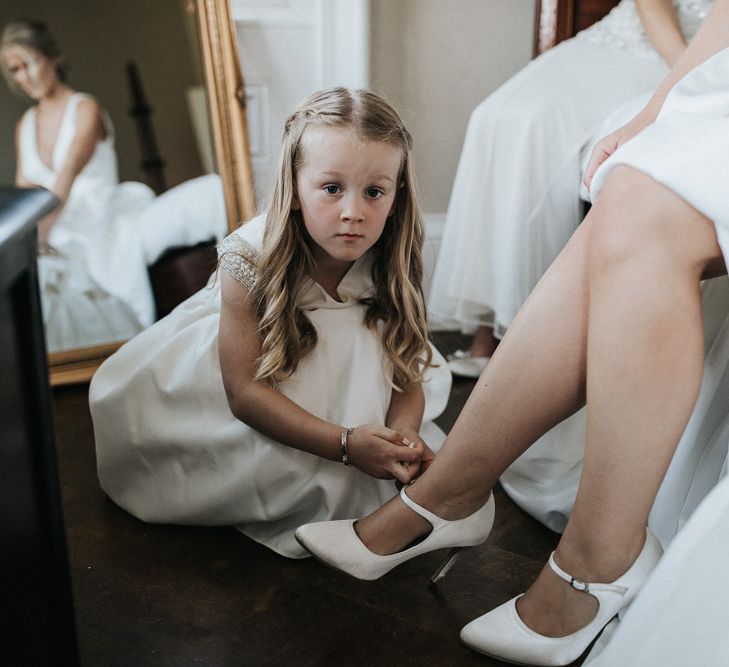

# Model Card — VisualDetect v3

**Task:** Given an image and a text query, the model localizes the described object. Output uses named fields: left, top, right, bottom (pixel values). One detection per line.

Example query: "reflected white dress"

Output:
left=89, top=214, right=452, bottom=558
left=20, top=92, right=227, bottom=352
left=500, top=47, right=729, bottom=665
left=428, top=0, right=712, bottom=336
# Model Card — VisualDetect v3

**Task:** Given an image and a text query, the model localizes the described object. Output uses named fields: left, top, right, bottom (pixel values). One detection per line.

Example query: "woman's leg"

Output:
left=359, top=199, right=595, bottom=552
left=467, top=325, right=499, bottom=358
left=358, top=166, right=725, bottom=642
left=518, top=168, right=725, bottom=636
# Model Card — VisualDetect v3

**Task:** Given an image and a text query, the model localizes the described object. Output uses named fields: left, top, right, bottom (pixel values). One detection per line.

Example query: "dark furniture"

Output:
left=0, top=187, right=79, bottom=665
left=126, top=64, right=219, bottom=320
left=535, top=0, right=621, bottom=54
left=148, top=240, right=218, bottom=319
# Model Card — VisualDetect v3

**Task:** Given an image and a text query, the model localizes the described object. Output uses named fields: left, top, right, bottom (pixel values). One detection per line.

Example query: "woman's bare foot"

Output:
left=354, top=494, right=432, bottom=555
left=353, top=484, right=493, bottom=555
left=515, top=537, right=645, bottom=637
left=516, top=564, right=599, bottom=637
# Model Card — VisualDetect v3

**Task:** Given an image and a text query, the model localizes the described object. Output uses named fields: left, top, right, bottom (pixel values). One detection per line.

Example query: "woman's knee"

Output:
left=587, top=166, right=718, bottom=273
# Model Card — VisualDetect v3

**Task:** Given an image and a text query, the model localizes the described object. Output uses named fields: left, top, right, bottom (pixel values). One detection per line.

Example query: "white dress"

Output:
left=504, top=47, right=729, bottom=665
left=428, top=0, right=712, bottom=337
left=89, top=214, right=452, bottom=559
left=20, top=92, right=227, bottom=352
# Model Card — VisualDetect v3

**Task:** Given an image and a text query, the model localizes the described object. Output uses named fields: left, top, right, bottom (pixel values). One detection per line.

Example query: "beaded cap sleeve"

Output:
left=217, top=234, right=259, bottom=290
left=216, top=214, right=266, bottom=290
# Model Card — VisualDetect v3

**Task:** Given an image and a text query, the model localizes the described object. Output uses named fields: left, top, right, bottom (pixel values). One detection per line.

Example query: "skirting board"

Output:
left=422, top=213, right=449, bottom=331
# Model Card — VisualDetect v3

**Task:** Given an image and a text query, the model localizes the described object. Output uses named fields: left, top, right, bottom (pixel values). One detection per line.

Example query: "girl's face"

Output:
left=294, top=125, right=402, bottom=272
left=1, top=45, right=59, bottom=100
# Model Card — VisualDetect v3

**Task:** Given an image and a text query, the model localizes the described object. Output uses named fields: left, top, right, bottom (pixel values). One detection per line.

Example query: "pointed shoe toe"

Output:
left=460, top=597, right=594, bottom=666
left=460, top=528, right=663, bottom=666
left=294, top=519, right=386, bottom=581
left=295, top=487, right=495, bottom=581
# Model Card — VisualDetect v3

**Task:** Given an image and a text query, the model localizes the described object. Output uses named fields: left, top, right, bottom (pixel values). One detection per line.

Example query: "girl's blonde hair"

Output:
left=254, top=86, right=432, bottom=389
left=1, top=19, right=67, bottom=96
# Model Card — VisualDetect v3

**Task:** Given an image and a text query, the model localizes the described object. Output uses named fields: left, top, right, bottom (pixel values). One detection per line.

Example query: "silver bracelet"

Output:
left=340, top=427, right=354, bottom=466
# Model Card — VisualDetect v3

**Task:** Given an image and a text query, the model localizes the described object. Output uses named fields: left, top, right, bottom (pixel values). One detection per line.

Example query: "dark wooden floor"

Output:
left=53, top=332, right=563, bottom=666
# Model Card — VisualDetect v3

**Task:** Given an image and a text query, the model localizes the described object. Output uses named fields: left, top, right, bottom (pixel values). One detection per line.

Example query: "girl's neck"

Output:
left=312, top=255, right=354, bottom=302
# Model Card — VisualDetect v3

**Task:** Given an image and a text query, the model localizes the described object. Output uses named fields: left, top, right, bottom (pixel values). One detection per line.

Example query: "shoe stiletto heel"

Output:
left=295, top=487, right=495, bottom=581
left=430, top=546, right=464, bottom=584
left=459, top=528, right=663, bottom=666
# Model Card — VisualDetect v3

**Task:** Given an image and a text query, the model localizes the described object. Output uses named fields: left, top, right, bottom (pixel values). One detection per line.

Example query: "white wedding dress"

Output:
left=20, top=92, right=227, bottom=352
left=497, top=46, right=729, bottom=665
left=89, top=214, right=452, bottom=559
left=428, top=0, right=713, bottom=337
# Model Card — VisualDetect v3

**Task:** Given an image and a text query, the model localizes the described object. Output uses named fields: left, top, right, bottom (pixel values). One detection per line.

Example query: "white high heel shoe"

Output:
left=459, top=528, right=662, bottom=666
left=295, top=486, right=495, bottom=582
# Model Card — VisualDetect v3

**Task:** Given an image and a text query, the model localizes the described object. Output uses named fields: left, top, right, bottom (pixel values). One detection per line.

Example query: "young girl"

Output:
left=89, top=87, right=451, bottom=558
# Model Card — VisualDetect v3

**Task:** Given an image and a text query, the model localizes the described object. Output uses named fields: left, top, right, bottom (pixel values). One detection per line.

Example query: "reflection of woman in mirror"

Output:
left=1, top=19, right=226, bottom=353
left=431, top=0, right=714, bottom=378
left=90, top=88, right=452, bottom=559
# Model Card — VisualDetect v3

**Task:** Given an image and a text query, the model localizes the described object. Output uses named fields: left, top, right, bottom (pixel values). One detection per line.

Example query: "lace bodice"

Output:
left=578, top=0, right=713, bottom=58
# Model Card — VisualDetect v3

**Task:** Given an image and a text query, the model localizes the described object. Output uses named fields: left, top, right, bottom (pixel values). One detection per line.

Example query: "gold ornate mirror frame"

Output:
left=49, top=0, right=255, bottom=386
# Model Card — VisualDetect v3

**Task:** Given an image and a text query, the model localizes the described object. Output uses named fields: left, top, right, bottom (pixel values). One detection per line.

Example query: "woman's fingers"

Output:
left=583, top=137, right=618, bottom=192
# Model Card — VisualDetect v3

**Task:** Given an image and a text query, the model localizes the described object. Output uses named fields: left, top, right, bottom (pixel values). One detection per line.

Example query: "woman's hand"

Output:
left=582, top=109, right=656, bottom=192
left=346, top=425, right=427, bottom=484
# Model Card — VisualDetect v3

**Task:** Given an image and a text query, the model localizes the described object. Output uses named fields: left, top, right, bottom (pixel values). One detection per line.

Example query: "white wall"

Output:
left=371, top=0, right=535, bottom=216
left=371, top=0, right=535, bottom=299
left=232, top=0, right=369, bottom=208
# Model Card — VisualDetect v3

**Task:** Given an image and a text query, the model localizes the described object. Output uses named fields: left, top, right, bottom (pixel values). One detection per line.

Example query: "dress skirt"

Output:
left=427, top=14, right=671, bottom=335
left=90, top=215, right=452, bottom=559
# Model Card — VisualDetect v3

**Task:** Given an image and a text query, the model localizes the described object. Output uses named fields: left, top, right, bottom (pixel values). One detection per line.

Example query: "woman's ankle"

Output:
left=554, top=527, right=647, bottom=583
left=469, top=326, right=498, bottom=357
left=407, top=483, right=492, bottom=522
left=517, top=563, right=599, bottom=637
left=354, top=496, right=432, bottom=555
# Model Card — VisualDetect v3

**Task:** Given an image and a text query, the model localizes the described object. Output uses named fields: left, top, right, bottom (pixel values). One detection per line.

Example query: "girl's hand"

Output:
left=346, top=425, right=426, bottom=484
left=397, top=427, right=435, bottom=483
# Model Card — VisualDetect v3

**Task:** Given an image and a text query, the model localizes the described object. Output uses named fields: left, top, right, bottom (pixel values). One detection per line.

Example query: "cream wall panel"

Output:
left=371, top=0, right=535, bottom=215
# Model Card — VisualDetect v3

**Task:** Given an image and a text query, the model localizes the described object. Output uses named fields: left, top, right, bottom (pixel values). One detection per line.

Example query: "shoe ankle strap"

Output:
left=399, top=487, right=439, bottom=527
left=548, top=552, right=628, bottom=595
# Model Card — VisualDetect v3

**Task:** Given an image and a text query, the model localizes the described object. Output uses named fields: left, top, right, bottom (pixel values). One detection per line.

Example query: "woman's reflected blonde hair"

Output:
left=0, top=19, right=67, bottom=96
left=254, top=86, right=432, bottom=389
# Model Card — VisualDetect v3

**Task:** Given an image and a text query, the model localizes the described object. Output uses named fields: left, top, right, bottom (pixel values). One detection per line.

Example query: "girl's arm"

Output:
left=636, top=0, right=688, bottom=67
left=38, top=97, right=105, bottom=243
left=585, top=0, right=729, bottom=189
left=218, top=271, right=425, bottom=483
left=386, top=381, right=424, bottom=435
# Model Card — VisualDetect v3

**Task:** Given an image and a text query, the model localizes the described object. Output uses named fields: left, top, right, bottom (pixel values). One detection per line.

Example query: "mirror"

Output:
left=0, top=0, right=254, bottom=385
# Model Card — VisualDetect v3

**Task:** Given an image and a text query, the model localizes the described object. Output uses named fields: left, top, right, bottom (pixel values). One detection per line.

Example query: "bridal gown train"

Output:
left=428, top=0, right=713, bottom=337
left=20, top=92, right=227, bottom=352
left=89, top=214, right=452, bottom=559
